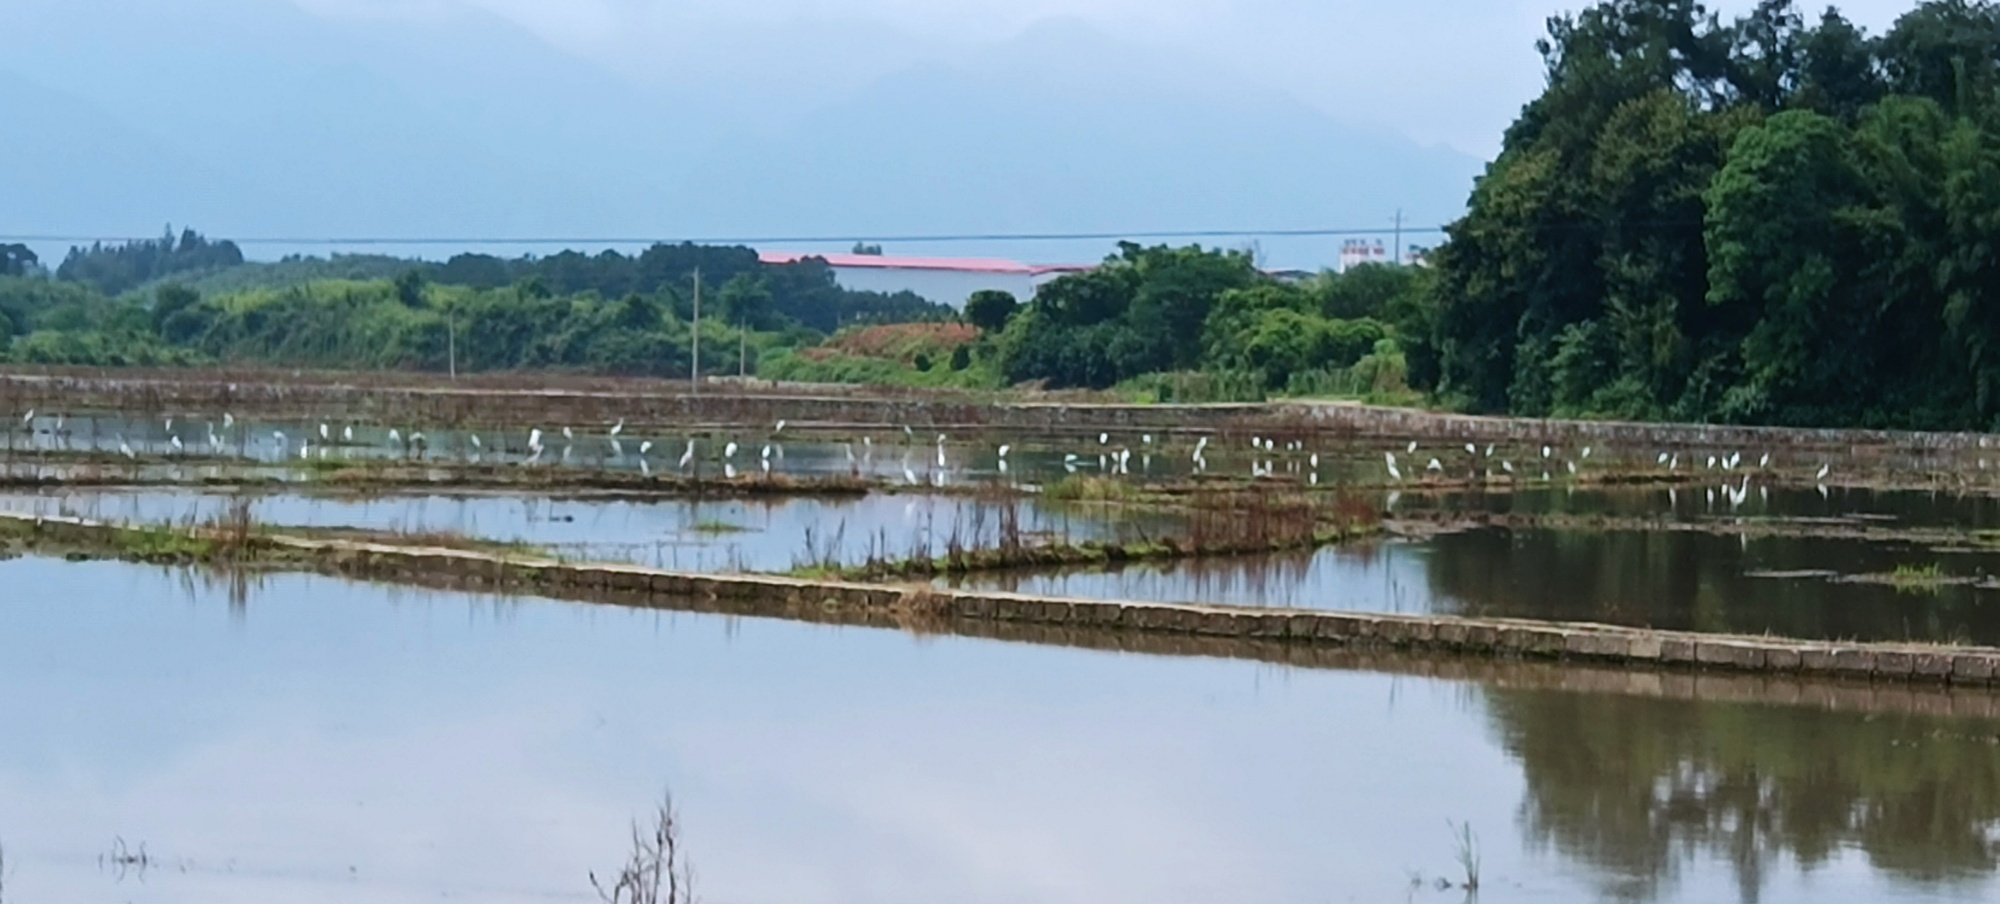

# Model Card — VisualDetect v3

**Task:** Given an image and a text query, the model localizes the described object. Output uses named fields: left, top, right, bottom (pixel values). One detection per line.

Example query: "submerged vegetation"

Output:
left=789, top=488, right=1381, bottom=582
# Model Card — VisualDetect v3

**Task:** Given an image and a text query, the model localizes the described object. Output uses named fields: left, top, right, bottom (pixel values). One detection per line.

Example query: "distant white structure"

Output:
left=1337, top=239, right=1430, bottom=272
left=758, top=252, right=1090, bottom=308
left=1338, top=239, right=1392, bottom=272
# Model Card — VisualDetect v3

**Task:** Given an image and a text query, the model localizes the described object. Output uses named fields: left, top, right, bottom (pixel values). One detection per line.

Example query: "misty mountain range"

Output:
left=0, top=0, right=1484, bottom=268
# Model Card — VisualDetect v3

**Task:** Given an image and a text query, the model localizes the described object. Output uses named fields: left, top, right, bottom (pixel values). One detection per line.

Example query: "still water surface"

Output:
left=0, top=558, right=1997, bottom=903
left=951, top=527, right=2000, bottom=645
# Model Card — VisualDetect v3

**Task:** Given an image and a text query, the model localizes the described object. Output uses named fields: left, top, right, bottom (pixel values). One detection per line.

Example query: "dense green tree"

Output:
left=57, top=227, right=243, bottom=296
left=963, top=290, right=1020, bottom=332
left=1426, top=0, right=2000, bottom=429
left=0, top=244, right=36, bottom=277
left=393, top=269, right=427, bottom=308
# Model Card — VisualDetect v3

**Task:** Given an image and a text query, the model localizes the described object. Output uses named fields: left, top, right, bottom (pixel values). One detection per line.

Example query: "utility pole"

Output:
left=1393, top=209, right=1404, bottom=267
left=739, top=325, right=748, bottom=379
left=691, top=268, right=702, bottom=395
left=448, top=311, right=457, bottom=381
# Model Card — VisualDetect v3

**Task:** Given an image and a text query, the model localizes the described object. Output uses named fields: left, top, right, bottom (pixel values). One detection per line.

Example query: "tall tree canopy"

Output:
left=1426, top=0, right=2000, bottom=429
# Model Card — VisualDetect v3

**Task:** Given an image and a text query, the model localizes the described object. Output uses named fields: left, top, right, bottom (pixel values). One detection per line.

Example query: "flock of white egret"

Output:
left=5, top=409, right=1847, bottom=495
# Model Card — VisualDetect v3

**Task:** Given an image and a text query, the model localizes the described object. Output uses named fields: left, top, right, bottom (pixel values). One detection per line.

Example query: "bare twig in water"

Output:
left=101, top=836, right=154, bottom=882
left=591, top=791, right=695, bottom=904
left=1448, top=820, right=1480, bottom=892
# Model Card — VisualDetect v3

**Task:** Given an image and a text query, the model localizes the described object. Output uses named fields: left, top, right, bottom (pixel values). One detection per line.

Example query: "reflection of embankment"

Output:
left=1419, top=526, right=2000, bottom=646
left=1487, top=686, right=2000, bottom=903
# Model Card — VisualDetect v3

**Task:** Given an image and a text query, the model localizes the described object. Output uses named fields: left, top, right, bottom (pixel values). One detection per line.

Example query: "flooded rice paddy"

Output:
left=0, top=490, right=1177, bottom=573
left=2, top=557, right=1998, bottom=903
left=14, top=404, right=2000, bottom=901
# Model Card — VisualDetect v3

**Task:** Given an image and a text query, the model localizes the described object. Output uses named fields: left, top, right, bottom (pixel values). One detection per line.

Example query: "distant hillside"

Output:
left=0, top=70, right=242, bottom=237
left=0, top=1, right=1480, bottom=270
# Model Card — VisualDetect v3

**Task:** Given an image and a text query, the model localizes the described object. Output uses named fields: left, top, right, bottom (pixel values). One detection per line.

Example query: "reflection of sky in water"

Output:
left=951, top=525, right=2000, bottom=644
left=948, top=541, right=1439, bottom=613
left=0, top=491, right=1173, bottom=573
left=1, top=559, right=1994, bottom=903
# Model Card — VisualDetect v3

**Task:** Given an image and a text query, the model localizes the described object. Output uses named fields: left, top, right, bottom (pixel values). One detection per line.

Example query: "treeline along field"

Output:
left=0, top=232, right=1434, bottom=401
left=0, top=233, right=954, bottom=376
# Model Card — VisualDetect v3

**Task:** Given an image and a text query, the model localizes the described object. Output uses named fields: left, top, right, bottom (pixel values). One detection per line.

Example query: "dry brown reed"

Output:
left=591, top=792, right=695, bottom=904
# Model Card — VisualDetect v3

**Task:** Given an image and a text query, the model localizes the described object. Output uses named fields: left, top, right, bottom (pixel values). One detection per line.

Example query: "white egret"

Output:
left=164, top=417, right=173, bottom=432
left=774, top=420, right=786, bottom=434
left=529, top=428, right=544, bottom=452
left=1541, top=445, right=1552, bottom=459
left=1817, top=463, right=1831, bottom=481
left=1706, top=455, right=1717, bottom=469
left=222, top=412, right=234, bottom=430
left=18, top=409, right=31, bottom=427
left=724, top=463, right=738, bottom=480
left=1143, top=434, right=1154, bottom=445
left=761, top=444, right=773, bottom=460
left=1407, top=440, right=1418, bottom=454
left=904, top=464, right=920, bottom=485
left=301, top=442, right=311, bottom=460
left=1670, top=454, right=1679, bottom=470
left=1427, top=457, right=1443, bottom=472
left=389, top=428, right=402, bottom=445
left=998, top=444, right=1011, bottom=459
left=1465, top=443, right=1477, bottom=455
left=903, top=425, right=914, bottom=439
left=1309, top=453, right=1320, bottom=469
left=563, top=426, right=574, bottom=441
left=1485, top=444, right=1496, bottom=457
left=170, top=435, right=183, bottom=453
left=1385, top=451, right=1402, bottom=482
left=470, top=434, right=482, bottom=450
left=1502, top=461, right=1515, bottom=474
left=937, top=433, right=948, bottom=446
left=724, top=441, right=739, bottom=459
left=1567, top=460, right=1578, bottom=475
left=938, top=445, right=948, bottom=468
left=610, top=419, right=625, bottom=437
left=639, top=440, right=654, bottom=457
left=1657, top=452, right=1670, bottom=465
left=1758, top=453, right=1770, bottom=469
left=343, top=425, right=354, bottom=443
left=1099, top=432, right=1109, bottom=445
left=118, top=436, right=135, bottom=459
left=844, top=443, right=856, bottom=463
left=1581, top=446, right=1592, bottom=459
left=679, top=441, right=696, bottom=469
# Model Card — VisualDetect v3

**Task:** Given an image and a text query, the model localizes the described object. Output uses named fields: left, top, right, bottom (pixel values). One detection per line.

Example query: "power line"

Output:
left=0, top=225, right=1450, bottom=248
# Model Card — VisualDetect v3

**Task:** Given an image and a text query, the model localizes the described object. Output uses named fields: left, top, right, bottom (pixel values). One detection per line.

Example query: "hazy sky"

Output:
left=292, top=0, right=1921, bottom=156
